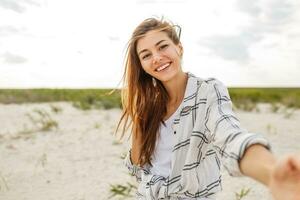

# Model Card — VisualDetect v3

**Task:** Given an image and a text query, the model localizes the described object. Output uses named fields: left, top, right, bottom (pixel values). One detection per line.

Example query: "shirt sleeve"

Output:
left=124, top=149, right=143, bottom=182
left=124, top=149, right=169, bottom=199
left=205, top=79, right=272, bottom=176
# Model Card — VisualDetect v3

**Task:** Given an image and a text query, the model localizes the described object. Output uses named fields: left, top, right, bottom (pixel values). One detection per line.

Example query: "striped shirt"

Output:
left=124, top=72, right=271, bottom=200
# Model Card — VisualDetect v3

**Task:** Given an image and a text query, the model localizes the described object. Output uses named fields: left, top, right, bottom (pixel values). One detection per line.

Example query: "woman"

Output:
left=116, top=17, right=300, bottom=200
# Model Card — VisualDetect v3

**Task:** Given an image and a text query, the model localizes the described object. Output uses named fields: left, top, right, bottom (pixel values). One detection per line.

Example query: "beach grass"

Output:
left=235, top=187, right=251, bottom=200
left=229, top=88, right=300, bottom=110
left=109, top=182, right=137, bottom=199
left=0, top=88, right=299, bottom=110
left=0, top=89, right=121, bottom=109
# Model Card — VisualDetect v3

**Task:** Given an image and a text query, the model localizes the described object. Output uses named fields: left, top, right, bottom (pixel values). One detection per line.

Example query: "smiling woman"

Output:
left=116, top=17, right=300, bottom=200
left=136, top=30, right=183, bottom=83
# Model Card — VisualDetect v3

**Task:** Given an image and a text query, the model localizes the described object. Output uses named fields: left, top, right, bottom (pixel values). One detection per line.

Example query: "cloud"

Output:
left=0, top=0, right=40, bottom=13
left=136, top=0, right=157, bottom=4
left=1, top=52, right=27, bottom=64
left=237, top=0, right=294, bottom=24
left=262, top=0, right=294, bottom=25
left=238, top=0, right=294, bottom=29
left=200, top=32, right=262, bottom=64
left=136, top=0, right=185, bottom=4
left=199, top=0, right=296, bottom=64
left=108, top=36, right=120, bottom=42
left=0, top=25, right=23, bottom=36
left=236, top=0, right=262, bottom=17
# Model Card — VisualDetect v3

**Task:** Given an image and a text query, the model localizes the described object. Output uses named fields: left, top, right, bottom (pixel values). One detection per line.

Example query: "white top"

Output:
left=150, top=108, right=178, bottom=178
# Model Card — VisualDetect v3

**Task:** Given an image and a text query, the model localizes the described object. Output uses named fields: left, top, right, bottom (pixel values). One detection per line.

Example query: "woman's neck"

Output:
left=163, top=71, right=188, bottom=105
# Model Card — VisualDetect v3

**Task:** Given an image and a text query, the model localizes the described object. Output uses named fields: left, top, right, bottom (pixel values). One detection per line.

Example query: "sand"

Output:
left=0, top=102, right=299, bottom=200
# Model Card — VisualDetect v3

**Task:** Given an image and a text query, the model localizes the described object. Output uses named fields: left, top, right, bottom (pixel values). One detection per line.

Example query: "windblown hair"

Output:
left=116, top=17, right=181, bottom=167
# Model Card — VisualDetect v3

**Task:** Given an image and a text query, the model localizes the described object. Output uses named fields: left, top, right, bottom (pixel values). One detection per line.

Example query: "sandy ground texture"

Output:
left=0, top=102, right=299, bottom=200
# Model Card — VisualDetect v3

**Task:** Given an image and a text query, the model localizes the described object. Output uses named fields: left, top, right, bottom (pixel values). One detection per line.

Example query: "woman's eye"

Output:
left=142, top=54, right=150, bottom=60
left=159, top=44, right=168, bottom=50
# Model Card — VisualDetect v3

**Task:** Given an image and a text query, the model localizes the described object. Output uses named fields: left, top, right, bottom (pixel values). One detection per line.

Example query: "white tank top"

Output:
left=150, top=110, right=177, bottom=177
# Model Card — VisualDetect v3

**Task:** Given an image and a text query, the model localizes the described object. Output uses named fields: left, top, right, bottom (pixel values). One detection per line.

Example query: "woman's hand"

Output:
left=269, top=155, right=300, bottom=200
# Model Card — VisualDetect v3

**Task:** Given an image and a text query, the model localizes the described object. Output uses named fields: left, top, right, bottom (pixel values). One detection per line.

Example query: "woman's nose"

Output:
left=152, top=52, right=162, bottom=64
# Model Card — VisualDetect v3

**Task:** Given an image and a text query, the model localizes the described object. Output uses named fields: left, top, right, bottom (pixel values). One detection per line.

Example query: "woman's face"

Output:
left=136, top=30, right=183, bottom=83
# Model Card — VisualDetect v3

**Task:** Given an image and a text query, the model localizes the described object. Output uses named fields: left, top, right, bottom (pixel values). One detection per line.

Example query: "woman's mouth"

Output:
left=155, top=62, right=171, bottom=72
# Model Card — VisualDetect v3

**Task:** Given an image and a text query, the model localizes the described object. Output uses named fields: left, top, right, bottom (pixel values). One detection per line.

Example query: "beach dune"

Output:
left=0, top=102, right=299, bottom=200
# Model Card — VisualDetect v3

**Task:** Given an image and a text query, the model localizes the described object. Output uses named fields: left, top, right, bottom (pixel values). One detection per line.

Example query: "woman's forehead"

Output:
left=136, top=31, right=170, bottom=52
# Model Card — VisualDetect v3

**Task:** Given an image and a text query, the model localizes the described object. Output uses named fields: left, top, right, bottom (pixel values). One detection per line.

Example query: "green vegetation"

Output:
left=26, top=109, right=58, bottom=132
left=0, top=89, right=121, bottom=110
left=0, top=172, right=9, bottom=191
left=229, top=88, right=300, bottom=110
left=109, top=182, right=137, bottom=199
left=49, top=104, right=63, bottom=113
left=235, top=187, right=251, bottom=200
left=0, top=88, right=299, bottom=110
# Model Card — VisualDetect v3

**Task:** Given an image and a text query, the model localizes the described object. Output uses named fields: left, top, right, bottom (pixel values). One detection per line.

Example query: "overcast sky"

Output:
left=0, top=0, right=299, bottom=88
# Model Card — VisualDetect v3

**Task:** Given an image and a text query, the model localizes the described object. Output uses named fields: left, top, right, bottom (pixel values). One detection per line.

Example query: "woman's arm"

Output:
left=205, top=79, right=300, bottom=199
left=205, top=79, right=271, bottom=177
left=130, top=132, right=142, bottom=165
left=239, top=144, right=276, bottom=185
left=240, top=144, right=300, bottom=200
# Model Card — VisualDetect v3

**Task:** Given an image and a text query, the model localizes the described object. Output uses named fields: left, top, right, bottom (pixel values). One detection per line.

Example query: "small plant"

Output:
left=26, top=109, right=58, bottom=132
left=0, top=172, right=9, bottom=191
left=38, top=153, right=47, bottom=167
left=72, top=101, right=92, bottom=110
left=283, top=107, right=295, bottom=119
left=120, top=152, right=127, bottom=159
left=266, top=124, right=277, bottom=135
left=243, top=102, right=257, bottom=112
left=271, top=103, right=280, bottom=113
left=112, top=140, right=122, bottom=145
left=50, top=104, right=62, bottom=114
left=34, top=153, right=47, bottom=173
left=94, top=123, right=101, bottom=129
left=109, top=182, right=137, bottom=199
left=233, top=100, right=257, bottom=112
left=98, top=99, right=117, bottom=110
left=235, top=187, right=251, bottom=200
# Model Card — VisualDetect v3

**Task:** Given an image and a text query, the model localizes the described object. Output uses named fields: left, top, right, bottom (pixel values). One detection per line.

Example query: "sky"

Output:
left=0, top=0, right=299, bottom=88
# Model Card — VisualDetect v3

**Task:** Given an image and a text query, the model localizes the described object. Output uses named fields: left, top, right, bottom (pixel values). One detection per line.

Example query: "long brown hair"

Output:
left=116, top=17, right=181, bottom=167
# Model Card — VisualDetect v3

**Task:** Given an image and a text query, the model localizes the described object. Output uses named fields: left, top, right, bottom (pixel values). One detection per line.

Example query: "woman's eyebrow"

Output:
left=138, top=40, right=166, bottom=55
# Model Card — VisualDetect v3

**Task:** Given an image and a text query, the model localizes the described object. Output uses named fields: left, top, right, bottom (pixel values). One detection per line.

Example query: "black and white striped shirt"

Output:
left=124, top=72, right=271, bottom=200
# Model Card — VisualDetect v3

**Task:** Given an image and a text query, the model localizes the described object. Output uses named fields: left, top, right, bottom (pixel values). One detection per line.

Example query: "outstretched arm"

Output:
left=240, top=144, right=300, bottom=200
left=239, top=144, right=275, bottom=185
left=204, top=79, right=300, bottom=200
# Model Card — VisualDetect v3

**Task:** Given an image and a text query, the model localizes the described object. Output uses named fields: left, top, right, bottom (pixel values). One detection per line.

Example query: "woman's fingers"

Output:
left=288, top=155, right=300, bottom=171
left=273, top=156, right=290, bottom=180
left=270, top=155, right=300, bottom=200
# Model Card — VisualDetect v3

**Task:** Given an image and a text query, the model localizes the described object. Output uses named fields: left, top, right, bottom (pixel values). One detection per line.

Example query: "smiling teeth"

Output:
left=156, top=63, right=170, bottom=72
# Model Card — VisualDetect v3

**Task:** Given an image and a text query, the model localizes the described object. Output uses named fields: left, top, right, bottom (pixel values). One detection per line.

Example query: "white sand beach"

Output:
left=0, top=102, right=299, bottom=200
